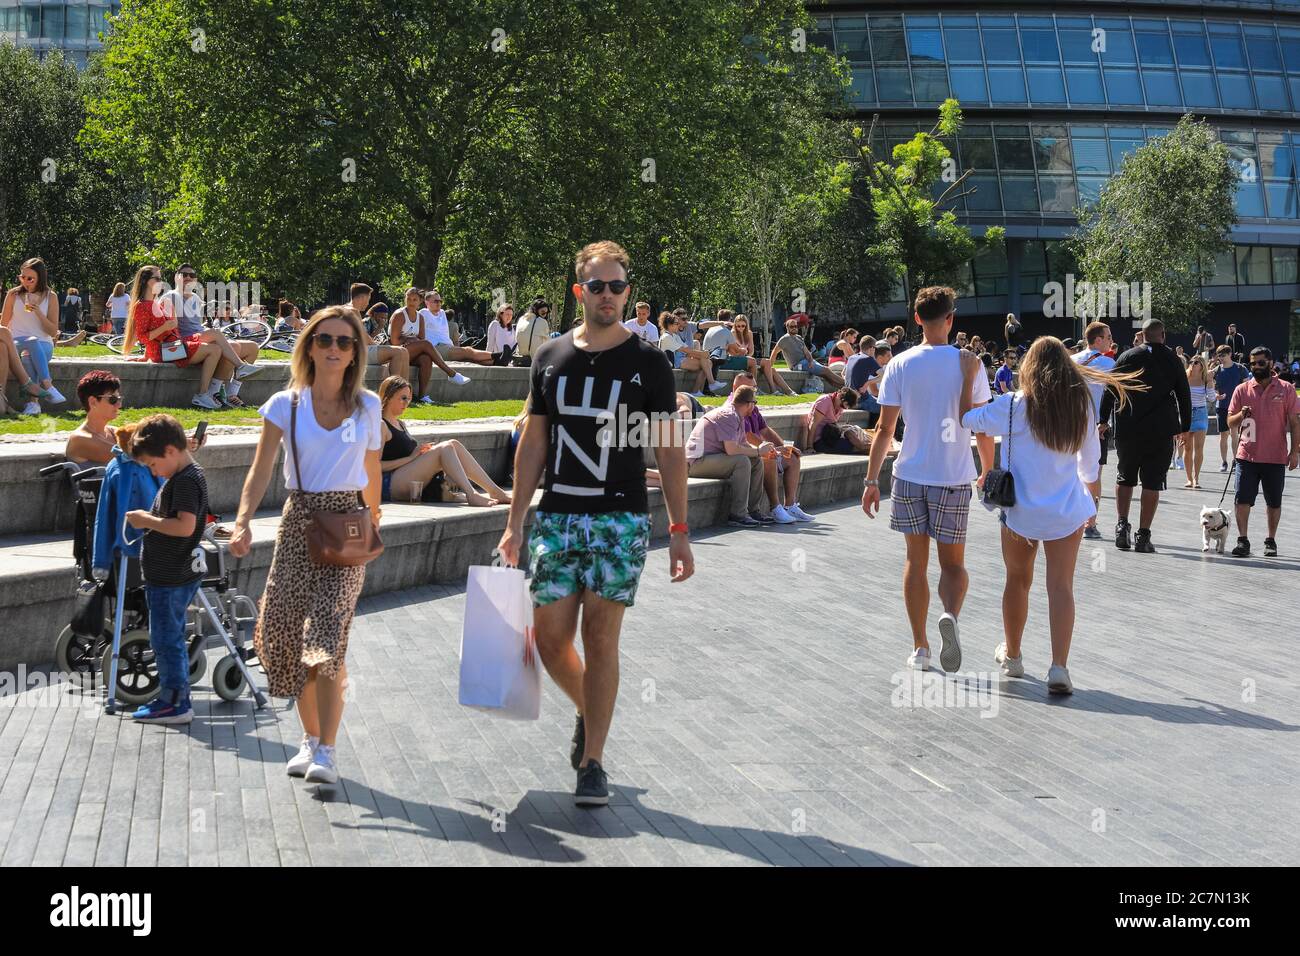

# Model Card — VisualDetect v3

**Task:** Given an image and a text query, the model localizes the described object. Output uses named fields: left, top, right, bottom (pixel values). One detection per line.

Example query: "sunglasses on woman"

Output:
left=578, top=278, right=631, bottom=295
left=98, top=393, right=122, bottom=405
left=311, top=332, right=356, bottom=351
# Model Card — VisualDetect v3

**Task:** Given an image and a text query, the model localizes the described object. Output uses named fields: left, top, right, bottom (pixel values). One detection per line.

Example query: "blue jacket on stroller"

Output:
left=92, top=446, right=163, bottom=574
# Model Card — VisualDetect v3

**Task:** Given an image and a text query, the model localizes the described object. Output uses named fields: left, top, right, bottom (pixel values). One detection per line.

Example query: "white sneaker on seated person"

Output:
left=448, top=372, right=471, bottom=386
left=192, top=392, right=221, bottom=410
left=234, top=362, right=261, bottom=379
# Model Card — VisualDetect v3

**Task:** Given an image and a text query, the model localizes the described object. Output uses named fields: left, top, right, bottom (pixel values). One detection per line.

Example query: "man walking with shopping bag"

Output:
left=497, top=240, right=694, bottom=807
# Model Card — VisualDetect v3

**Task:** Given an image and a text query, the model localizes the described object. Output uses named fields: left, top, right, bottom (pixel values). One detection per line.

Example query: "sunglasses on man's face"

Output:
left=578, top=279, right=630, bottom=295
left=312, top=332, right=356, bottom=351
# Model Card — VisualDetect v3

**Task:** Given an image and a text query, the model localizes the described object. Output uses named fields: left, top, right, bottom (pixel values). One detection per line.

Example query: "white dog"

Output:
left=1201, top=506, right=1231, bottom=554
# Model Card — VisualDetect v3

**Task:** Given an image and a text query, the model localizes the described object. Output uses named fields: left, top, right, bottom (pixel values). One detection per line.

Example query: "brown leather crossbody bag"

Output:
left=289, top=392, right=384, bottom=567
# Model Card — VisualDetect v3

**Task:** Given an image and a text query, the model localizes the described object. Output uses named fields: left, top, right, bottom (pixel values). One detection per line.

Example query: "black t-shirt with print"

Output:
left=141, top=463, right=210, bottom=587
left=529, top=331, right=677, bottom=514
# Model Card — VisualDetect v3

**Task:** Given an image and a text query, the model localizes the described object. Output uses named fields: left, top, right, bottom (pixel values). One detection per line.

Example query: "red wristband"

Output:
left=669, top=522, right=689, bottom=535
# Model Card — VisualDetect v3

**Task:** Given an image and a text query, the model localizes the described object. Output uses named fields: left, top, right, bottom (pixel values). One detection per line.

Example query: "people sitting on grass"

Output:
left=2, top=257, right=68, bottom=413
left=732, top=313, right=797, bottom=396
left=420, top=290, right=493, bottom=366
left=658, top=311, right=727, bottom=395
left=377, top=375, right=511, bottom=506
left=486, top=303, right=518, bottom=366
left=726, top=373, right=812, bottom=524
left=805, top=387, right=870, bottom=454
left=685, top=383, right=771, bottom=527
left=65, top=370, right=123, bottom=467
left=390, top=287, right=470, bottom=403
left=774, top=317, right=844, bottom=390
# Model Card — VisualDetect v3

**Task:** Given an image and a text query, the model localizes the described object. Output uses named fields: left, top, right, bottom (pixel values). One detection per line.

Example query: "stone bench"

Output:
left=19, top=358, right=815, bottom=412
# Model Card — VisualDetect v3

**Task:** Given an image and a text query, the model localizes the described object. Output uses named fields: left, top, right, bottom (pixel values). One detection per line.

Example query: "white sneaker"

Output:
left=771, top=504, right=797, bottom=524
left=707, top=381, right=728, bottom=394
left=304, top=743, right=339, bottom=784
left=234, top=362, right=261, bottom=380
left=689, top=391, right=705, bottom=398
left=994, top=642, right=1024, bottom=678
left=1174, top=458, right=1183, bottom=469
left=286, top=734, right=319, bottom=777
left=22, top=401, right=40, bottom=416
left=418, top=395, right=435, bottom=404
left=938, top=612, right=962, bottom=672
left=1047, top=665, right=1073, bottom=695
left=46, top=385, right=67, bottom=404
left=788, top=503, right=814, bottom=522
left=907, top=647, right=931, bottom=671
left=191, top=392, right=221, bottom=410
left=448, top=372, right=471, bottom=386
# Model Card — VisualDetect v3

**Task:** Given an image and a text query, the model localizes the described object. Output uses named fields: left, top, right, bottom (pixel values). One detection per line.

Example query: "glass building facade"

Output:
left=809, top=1, right=1300, bottom=355
left=0, top=2, right=121, bottom=68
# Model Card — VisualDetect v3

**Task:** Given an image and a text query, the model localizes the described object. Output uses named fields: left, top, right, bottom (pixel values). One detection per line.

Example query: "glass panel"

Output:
left=1237, top=246, right=1272, bottom=285
left=966, top=174, right=1002, bottom=211
left=1254, top=75, right=1289, bottom=112
left=835, top=24, right=870, bottom=63
left=1247, top=35, right=1282, bottom=72
left=1059, top=28, right=1097, bottom=64
left=1110, top=138, right=1144, bottom=171
left=1026, top=67, right=1067, bottom=104
left=872, top=29, right=907, bottom=63
left=1173, top=34, right=1212, bottom=68
left=944, top=27, right=983, bottom=62
left=1182, top=72, right=1219, bottom=108
left=0, top=6, right=16, bottom=41
left=1045, top=240, right=1079, bottom=285
left=1211, top=35, right=1247, bottom=71
left=1284, top=38, right=1300, bottom=73
left=809, top=17, right=833, bottom=50
left=1265, top=181, right=1298, bottom=218
left=849, top=67, right=875, bottom=104
left=1002, top=177, right=1040, bottom=212
left=997, top=138, right=1035, bottom=171
left=959, top=136, right=996, bottom=169
left=973, top=244, right=1009, bottom=296
left=20, top=4, right=39, bottom=39
left=912, top=68, right=949, bottom=103
left=1234, top=183, right=1267, bottom=218
left=1104, top=68, right=1144, bottom=105
left=41, top=3, right=63, bottom=40
left=89, top=5, right=110, bottom=39
left=1072, top=138, right=1111, bottom=174
left=908, top=28, right=944, bottom=63
left=1078, top=175, right=1108, bottom=206
left=1261, top=141, right=1294, bottom=178
left=1099, top=30, right=1137, bottom=66
left=982, top=29, right=1021, bottom=62
left=1219, top=73, right=1255, bottom=109
left=1204, top=249, right=1237, bottom=286
left=949, top=66, right=988, bottom=104
left=1142, top=70, right=1182, bottom=106
left=1020, top=29, right=1059, bottom=64
left=1066, top=67, right=1106, bottom=104
left=1039, top=176, right=1079, bottom=214
left=1273, top=247, right=1299, bottom=283
left=1033, top=130, right=1073, bottom=171
left=1136, top=31, right=1174, bottom=66
left=65, top=3, right=87, bottom=42
left=988, top=67, right=1027, bottom=103
left=876, top=68, right=912, bottom=103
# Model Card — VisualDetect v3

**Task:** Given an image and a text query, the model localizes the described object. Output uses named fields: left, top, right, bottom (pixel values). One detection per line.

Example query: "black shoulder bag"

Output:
left=981, top=395, right=1017, bottom=508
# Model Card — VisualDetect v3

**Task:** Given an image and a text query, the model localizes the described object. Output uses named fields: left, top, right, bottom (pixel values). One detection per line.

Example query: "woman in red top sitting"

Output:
left=122, top=264, right=226, bottom=410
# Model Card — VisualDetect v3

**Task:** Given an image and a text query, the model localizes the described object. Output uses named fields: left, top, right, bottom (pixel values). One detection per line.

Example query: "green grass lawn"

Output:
left=0, top=393, right=815, bottom=436
left=55, top=343, right=290, bottom=363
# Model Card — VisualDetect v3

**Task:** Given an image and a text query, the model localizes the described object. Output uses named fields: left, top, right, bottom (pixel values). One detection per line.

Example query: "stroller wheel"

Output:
left=55, top=625, right=105, bottom=686
left=188, top=645, right=208, bottom=685
left=101, top=629, right=160, bottom=706
left=211, top=655, right=247, bottom=702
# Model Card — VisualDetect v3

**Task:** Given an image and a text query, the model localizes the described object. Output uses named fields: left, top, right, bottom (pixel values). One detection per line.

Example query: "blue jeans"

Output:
left=145, top=580, right=200, bottom=701
left=15, top=337, right=53, bottom=382
left=113, top=314, right=126, bottom=335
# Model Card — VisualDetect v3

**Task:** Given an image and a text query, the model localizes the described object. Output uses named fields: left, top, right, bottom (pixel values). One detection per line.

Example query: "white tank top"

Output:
left=394, top=307, right=421, bottom=338
left=8, top=291, right=54, bottom=341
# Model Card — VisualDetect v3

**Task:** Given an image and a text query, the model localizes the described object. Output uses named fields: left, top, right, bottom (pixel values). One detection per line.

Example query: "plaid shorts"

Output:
left=528, top=511, right=650, bottom=608
left=889, top=476, right=973, bottom=544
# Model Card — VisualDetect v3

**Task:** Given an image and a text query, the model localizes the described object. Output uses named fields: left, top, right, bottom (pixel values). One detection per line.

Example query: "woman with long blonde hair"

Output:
left=1181, top=354, right=1212, bottom=489
left=229, top=305, right=383, bottom=786
left=960, top=337, right=1144, bottom=695
left=733, top=314, right=796, bottom=396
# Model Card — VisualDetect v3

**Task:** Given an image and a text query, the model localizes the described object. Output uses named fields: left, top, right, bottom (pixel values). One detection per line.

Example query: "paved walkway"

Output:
left=2, top=444, right=1297, bottom=866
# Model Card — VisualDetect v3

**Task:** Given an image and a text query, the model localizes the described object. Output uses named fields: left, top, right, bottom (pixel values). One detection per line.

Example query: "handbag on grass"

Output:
left=289, top=392, right=384, bottom=567
left=981, top=394, right=1017, bottom=508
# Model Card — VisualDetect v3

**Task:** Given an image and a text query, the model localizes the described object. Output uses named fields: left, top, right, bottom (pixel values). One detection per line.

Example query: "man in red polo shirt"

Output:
left=1227, top=346, right=1300, bottom=557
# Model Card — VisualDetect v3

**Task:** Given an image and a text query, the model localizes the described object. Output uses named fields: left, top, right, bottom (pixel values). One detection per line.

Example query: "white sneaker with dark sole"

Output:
left=1047, top=665, right=1074, bottom=695
left=907, top=647, right=931, bottom=671
left=994, top=642, right=1024, bottom=678
left=938, top=613, right=962, bottom=672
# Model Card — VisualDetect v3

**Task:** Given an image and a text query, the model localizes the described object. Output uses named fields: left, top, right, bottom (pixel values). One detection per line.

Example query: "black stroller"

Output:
left=40, top=461, right=268, bottom=712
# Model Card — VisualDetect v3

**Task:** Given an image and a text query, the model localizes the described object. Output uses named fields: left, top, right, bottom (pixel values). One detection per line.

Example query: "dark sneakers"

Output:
left=575, top=760, right=609, bottom=807
left=749, top=510, right=776, bottom=525
left=1264, top=538, right=1278, bottom=557
left=1231, top=537, right=1251, bottom=557
left=728, top=514, right=761, bottom=527
left=1134, top=528, right=1156, bottom=553
left=570, top=714, right=585, bottom=771
left=1115, top=519, right=1132, bottom=551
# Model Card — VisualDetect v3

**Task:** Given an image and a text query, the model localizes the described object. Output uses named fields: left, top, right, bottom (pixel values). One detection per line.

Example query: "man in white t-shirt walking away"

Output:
left=419, top=290, right=493, bottom=366
left=1071, top=321, right=1116, bottom=540
left=861, top=286, right=994, bottom=673
left=624, top=301, right=659, bottom=344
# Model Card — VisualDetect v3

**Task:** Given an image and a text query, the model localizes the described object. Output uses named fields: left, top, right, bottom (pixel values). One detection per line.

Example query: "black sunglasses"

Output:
left=578, top=278, right=631, bottom=295
left=98, top=393, right=122, bottom=405
left=311, top=332, right=356, bottom=351
left=179, top=271, right=196, bottom=278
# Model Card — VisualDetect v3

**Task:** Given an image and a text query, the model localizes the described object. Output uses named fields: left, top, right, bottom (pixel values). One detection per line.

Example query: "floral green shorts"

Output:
left=528, top=511, right=651, bottom=608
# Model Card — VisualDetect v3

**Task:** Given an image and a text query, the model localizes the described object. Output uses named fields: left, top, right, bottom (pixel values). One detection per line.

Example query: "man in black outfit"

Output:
left=1224, top=323, right=1246, bottom=361
left=1100, top=318, right=1192, bottom=553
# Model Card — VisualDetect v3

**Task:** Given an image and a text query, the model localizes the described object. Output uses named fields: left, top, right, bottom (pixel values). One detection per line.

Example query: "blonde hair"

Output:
left=289, top=306, right=369, bottom=411
left=1018, top=337, right=1145, bottom=454
left=112, top=282, right=126, bottom=297
left=122, top=264, right=161, bottom=357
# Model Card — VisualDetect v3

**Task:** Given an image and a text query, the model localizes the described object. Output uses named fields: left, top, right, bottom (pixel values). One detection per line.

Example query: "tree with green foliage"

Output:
left=1069, top=115, right=1236, bottom=331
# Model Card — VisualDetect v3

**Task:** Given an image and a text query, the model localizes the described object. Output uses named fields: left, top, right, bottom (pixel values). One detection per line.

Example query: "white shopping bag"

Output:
left=458, top=565, right=542, bottom=720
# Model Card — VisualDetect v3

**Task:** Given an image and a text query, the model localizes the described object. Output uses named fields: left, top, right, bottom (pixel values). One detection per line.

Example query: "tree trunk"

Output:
left=560, top=259, right=578, bottom=332
left=413, top=229, right=443, bottom=290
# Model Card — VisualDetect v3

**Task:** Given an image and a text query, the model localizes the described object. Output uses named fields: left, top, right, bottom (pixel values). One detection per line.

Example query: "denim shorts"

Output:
left=1189, top=406, right=1209, bottom=433
left=528, top=511, right=650, bottom=608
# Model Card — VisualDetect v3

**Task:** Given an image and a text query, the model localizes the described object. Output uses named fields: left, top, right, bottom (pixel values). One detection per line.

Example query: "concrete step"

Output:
left=17, top=358, right=815, bottom=414
left=0, top=451, right=883, bottom=669
left=1, top=405, right=853, bottom=536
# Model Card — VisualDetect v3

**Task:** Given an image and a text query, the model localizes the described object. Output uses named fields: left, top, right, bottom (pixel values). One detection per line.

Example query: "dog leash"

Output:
left=1217, top=456, right=1237, bottom=509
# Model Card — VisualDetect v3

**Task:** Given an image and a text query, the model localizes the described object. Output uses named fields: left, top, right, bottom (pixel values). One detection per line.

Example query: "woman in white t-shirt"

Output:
left=1, top=257, right=67, bottom=412
left=229, top=305, right=383, bottom=786
left=486, top=303, right=517, bottom=365
left=960, top=337, right=1140, bottom=695
left=107, top=283, right=131, bottom=334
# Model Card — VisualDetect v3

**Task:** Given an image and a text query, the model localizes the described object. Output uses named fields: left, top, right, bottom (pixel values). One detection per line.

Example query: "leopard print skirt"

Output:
left=253, top=491, right=367, bottom=698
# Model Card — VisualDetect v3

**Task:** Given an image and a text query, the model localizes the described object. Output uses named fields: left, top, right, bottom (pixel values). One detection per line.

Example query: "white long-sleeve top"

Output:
left=962, top=391, right=1099, bottom=542
left=487, top=321, right=517, bottom=354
